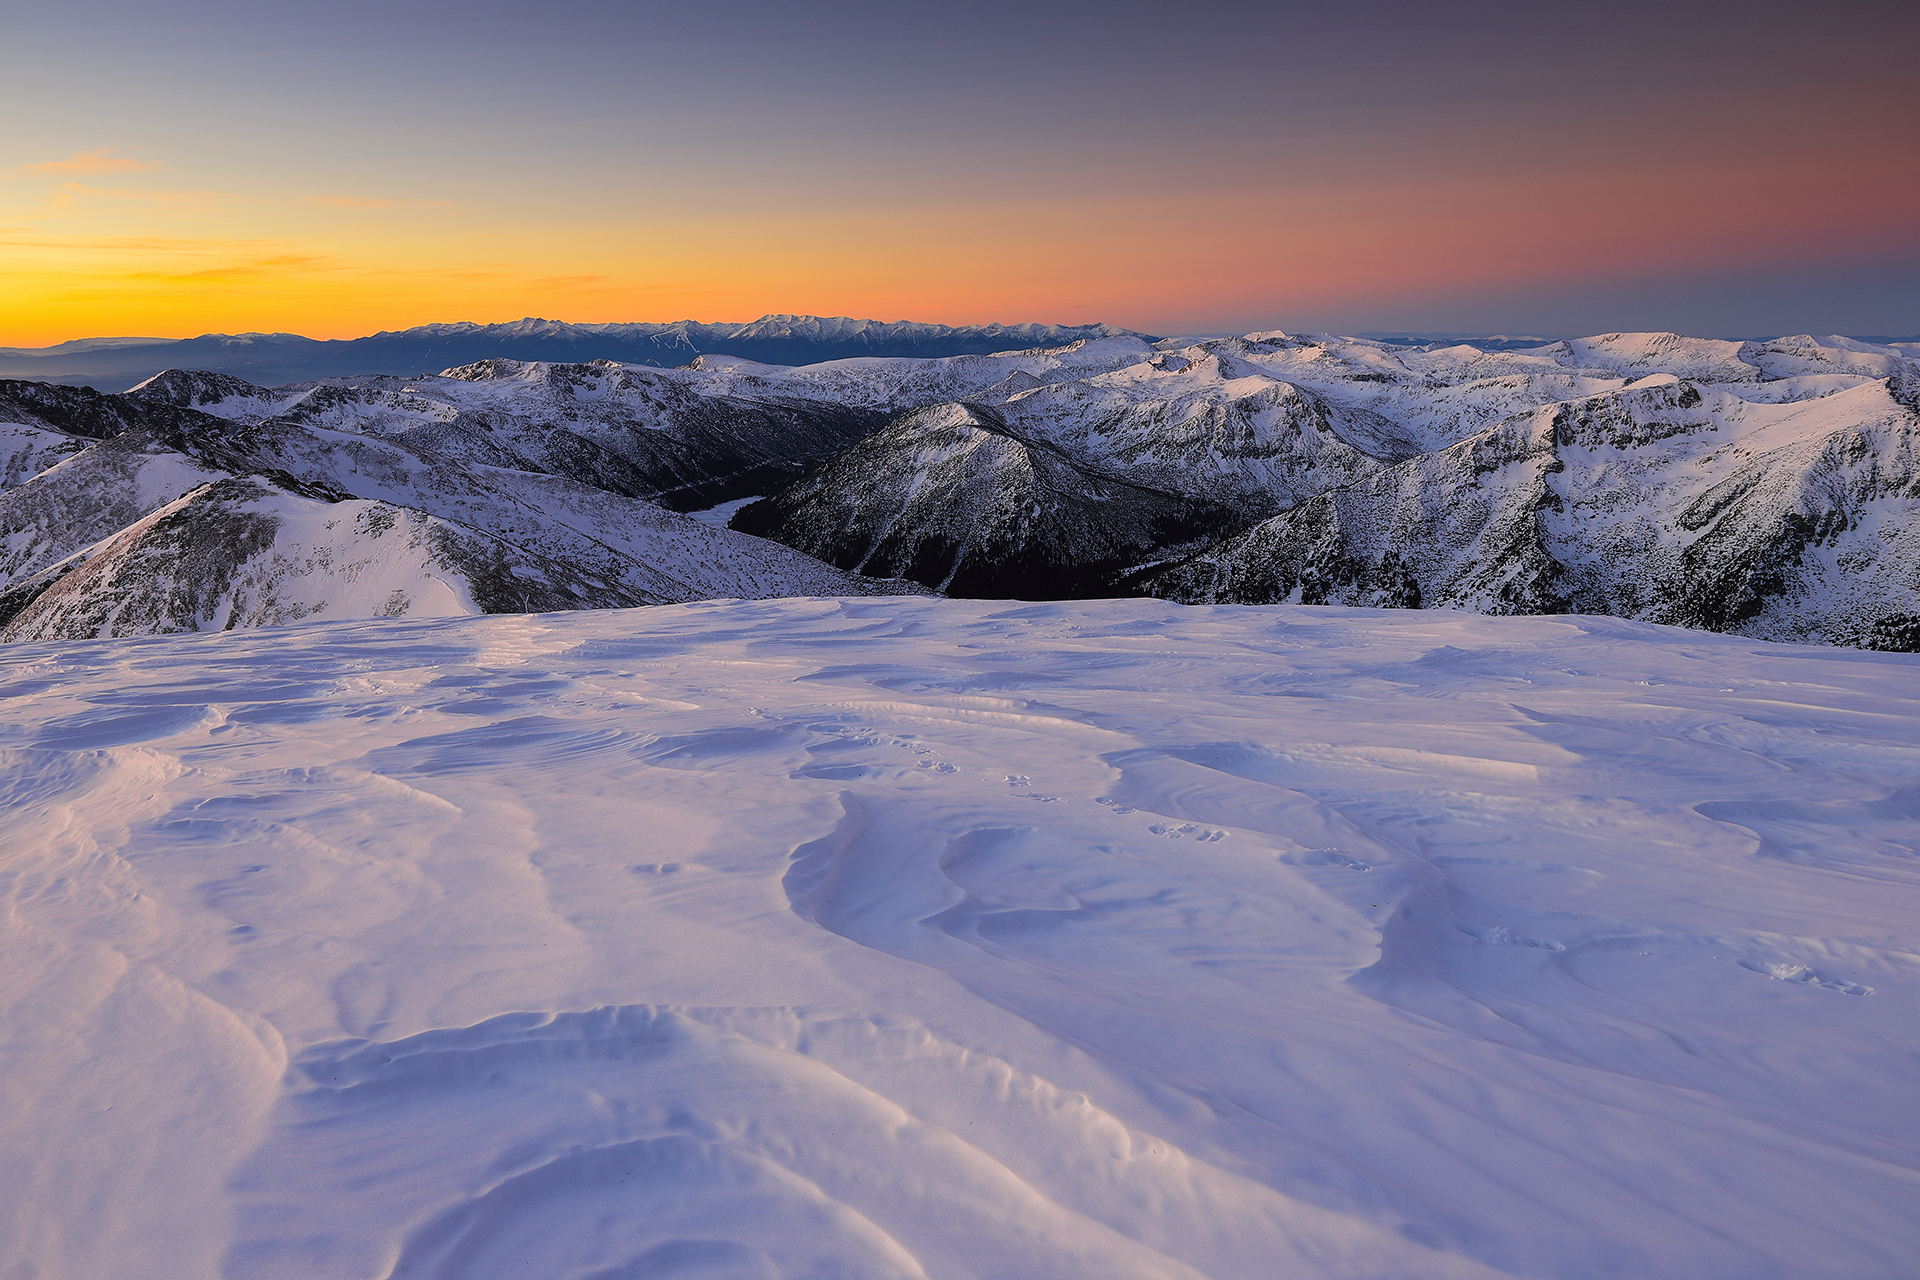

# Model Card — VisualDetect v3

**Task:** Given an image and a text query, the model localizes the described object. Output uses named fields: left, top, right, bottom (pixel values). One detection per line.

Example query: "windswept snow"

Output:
left=2, top=597, right=1915, bottom=1279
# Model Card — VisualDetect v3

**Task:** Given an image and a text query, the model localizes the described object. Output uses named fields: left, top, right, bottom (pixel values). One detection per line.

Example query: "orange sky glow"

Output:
left=4, top=0, right=1915, bottom=345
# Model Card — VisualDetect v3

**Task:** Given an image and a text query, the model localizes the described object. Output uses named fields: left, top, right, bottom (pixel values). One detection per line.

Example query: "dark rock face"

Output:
left=0, top=378, right=199, bottom=441
left=2, top=478, right=289, bottom=639
left=1851, top=614, right=1920, bottom=652
left=732, top=404, right=1236, bottom=598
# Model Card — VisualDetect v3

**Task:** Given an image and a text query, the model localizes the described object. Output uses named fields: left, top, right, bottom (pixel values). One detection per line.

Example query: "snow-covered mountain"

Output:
left=1142, top=348, right=1920, bottom=649
left=0, top=315, right=1145, bottom=390
left=0, top=379, right=924, bottom=641
left=3, top=327, right=1916, bottom=647
left=725, top=331, right=1920, bottom=641
left=722, top=342, right=1421, bottom=598
left=730, top=401, right=1235, bottom=597
left=128, top=359, right=886, bottom=510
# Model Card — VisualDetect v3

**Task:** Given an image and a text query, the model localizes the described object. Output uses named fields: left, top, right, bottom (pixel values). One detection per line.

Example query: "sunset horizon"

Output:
left=6, top=0, right=1914, bottom=348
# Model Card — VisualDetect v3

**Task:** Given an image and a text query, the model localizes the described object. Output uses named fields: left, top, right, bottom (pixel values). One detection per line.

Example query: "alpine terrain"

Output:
left=1, top=326, right=1916, bottom=648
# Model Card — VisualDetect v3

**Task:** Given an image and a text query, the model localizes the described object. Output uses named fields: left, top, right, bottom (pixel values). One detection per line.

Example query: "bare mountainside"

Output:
left=1, top=329, right=1916, bottom=646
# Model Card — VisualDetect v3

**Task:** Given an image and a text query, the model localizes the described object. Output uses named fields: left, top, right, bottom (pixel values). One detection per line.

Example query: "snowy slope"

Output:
left=0, top=408, right=924, bottom=641
left=1143, top=331, right=1911, bottom=452
left=1147, top=375, right=1920, bottom=647
left=0, top=422, right=90, bottom=489
left=1, top=597, right=1915, bottom=1279
left=0, top=478, right=653, bottom=642
left=130, top=360, right=887, bottom=510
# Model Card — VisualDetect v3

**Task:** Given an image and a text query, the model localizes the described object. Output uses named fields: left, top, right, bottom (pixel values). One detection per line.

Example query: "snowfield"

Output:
left=3, top=596, right=1915, bottom=1279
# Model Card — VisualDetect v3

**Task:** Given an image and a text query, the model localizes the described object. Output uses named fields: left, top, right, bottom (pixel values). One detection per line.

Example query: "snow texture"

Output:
left=2, top=597, right=1915, bottom=1279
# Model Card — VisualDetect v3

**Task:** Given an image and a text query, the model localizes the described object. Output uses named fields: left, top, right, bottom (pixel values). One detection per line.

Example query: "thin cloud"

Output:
left=125, top=253, right=337, bottom=285
left=0, top=233, right=277, bottom=254
left=28, top=149, right=158, bottom=176
left=45, top=182, right=241, bottom=211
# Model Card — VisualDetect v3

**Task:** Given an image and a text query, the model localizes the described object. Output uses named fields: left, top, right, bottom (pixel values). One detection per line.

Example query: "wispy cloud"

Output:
left=43, top=181, right=241, bottom=211
left=28, top=149, right=159, bottom=176
left=0, top=233, right=275, bottom=254
left=125, top=253, right=337, bottom=284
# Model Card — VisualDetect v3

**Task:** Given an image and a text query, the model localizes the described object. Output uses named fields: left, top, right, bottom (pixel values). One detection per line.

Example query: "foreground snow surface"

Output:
left=3, top=598, right=1916, bottom=1280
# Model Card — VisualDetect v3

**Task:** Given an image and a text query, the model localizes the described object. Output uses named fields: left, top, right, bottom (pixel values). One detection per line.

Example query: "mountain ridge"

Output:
left=2, top=327, right=1916, bottom=648
left=0, top=315, right=1151, bottom=390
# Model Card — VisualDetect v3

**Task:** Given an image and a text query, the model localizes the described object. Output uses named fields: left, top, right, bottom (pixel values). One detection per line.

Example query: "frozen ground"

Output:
left=1, top=597, right=1915, bottom=1279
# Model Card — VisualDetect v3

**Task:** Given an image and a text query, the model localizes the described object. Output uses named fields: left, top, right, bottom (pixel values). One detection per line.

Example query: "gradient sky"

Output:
left=3, top=0, right=1915, bottom=344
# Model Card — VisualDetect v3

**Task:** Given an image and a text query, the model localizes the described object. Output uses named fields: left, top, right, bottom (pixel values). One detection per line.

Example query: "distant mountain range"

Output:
left=13, top=317, right=1915, bottom=393
left=0, top=316, right=1147, bottom=391
left=2, top=328, right=1917, bottom=648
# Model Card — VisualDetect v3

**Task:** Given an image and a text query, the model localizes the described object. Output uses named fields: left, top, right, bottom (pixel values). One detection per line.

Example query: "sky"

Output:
left=2, top=0, right=1915, bottom=344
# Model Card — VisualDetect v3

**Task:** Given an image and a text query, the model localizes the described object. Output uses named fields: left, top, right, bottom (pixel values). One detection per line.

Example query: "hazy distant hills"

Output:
left=0, top=316, right=1147, bottom=390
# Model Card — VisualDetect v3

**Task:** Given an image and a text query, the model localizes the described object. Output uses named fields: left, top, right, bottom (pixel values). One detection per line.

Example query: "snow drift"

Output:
left=1, top=597, right=1915, bottom=1278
